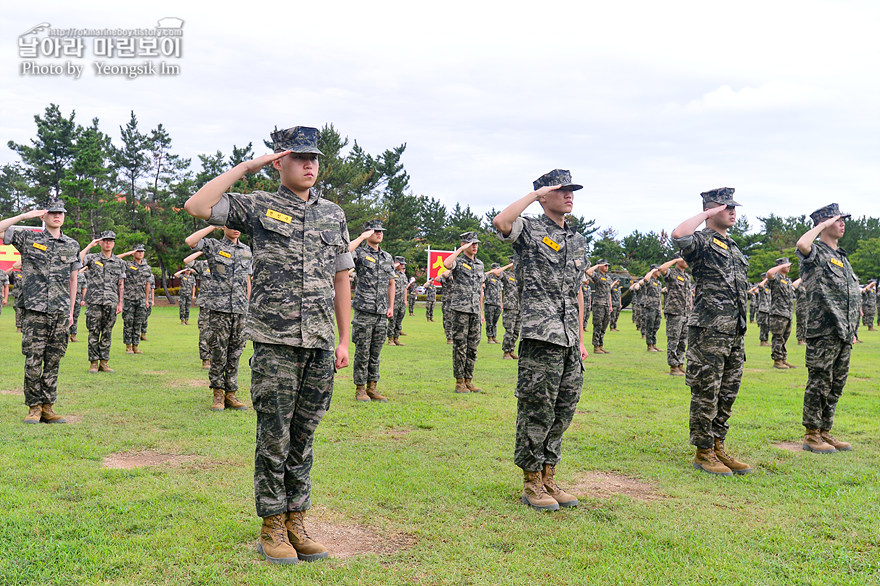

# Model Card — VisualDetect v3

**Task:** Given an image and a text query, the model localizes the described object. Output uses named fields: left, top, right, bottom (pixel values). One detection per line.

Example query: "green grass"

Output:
left=1, top=305, right=878, bottom=585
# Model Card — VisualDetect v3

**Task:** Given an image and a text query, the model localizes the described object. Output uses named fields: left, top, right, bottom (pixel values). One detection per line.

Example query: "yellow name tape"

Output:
left=712, top=238, right=728, bottom=250
left=129, top=266, right=137, bottom=270
left=829, top=257, right=844, bottom=268
left=266, top=209, right=292, bottom=223
left=218, top=250, right=232, bottom=259
left=542, top=236, right=561, bottom=251
left=95, top=261, right=104, bottom=267
left=364, top=255, right=376, bottom=263
left=677, top=276, right=685, bottom=281
left=462, top=263, right=472, bottom=270
left=32, top=242, right=47, bottom=251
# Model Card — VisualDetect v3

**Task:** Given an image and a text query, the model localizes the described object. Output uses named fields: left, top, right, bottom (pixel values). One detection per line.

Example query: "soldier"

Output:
left=862, top=281, right=877, bottom=331
left=186, top=225, right=253, bottom=411
left=765, top=257, right=797, bottom=369
left=406, top=277, right=417, bottom=316
left=580, top=277, right=591, bottom=333
left=185, top=125, right=353, bottom=564
left=424, top=278, right=436, bottom=322
left=386, top=257, right=408, bottom=346
left=117, top=245, right=151, bottom=354
left=754, top=275, right=771, bottom=346
left=0, top=199, right=80, bottom=424
left=672, top=187, right=752, bottom=477
left=184, top=252, right=213, bottom=368
left=501, top=265, right=522, bottom=360
left=437, top=269, right=454, bottom=344
left=587, top=259, right=612, bottom=354
left=141, top=272, right=156, bottom=341
left=79, top=231, right=126, bottom=373
left=659, top=256, right=691, bottom=375
left=69, top=267, right=87, bottom=342
left=748, top=288, right=757, bottom=323
left=443, top=232, right=486, bottom=393
left=493, top=168, right=588, bottom=511
left=483, top=262, right=504, bottom=344
left=0, top=267, right=8, bottom=317
left=609, top=279, right=621, bottom=331
left=639, top=264, right=663, bottom=352
left=793, top=278, right=807, bottom=344
left=796, top=204, right=859, bottom=454
left=8, top=263, right=24, bottom=332
left=173, top=266, right=197, bottom=325
left=348, top=219, right=396, bottom=402
left=852, top=281, right=863, bottom=344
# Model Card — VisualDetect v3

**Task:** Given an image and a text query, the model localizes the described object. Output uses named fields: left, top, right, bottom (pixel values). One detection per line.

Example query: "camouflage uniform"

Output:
left=797, top=238, right=860, bottom=432
left=767, top=271, right=795, bottom=361
left=8, top=227, right=80, bottom=407
left=498, top=213, right=587, bottom=472
left=501, top=273, right=522, bottom=353
left=11, top=271, right=24, bottom=329
left=208, top=181, right=353, bottom=517
left=483, top=272, right=503, bottom=340
left=446, top=255, right=485, bottom=380
left=82, top=252, right=126, bottom=362
left=756, top=284, right=771, bottom=343
left=351, top=244, right=395, bottom=385
left=0, top=270, right=8, bottom=316
left=194, top=236, right=253, bottom=393
left=581, top=282, right=591, bottom=331
left=590, top=270, right=612, bottom=347
left=795, top=283, right=808, bottom=341
left=179, top=271, right=196, bottom=322
left=142, top=273, right=156, bottom=337
left=122, top=258, right=151, bottom=346
left=188, top=259, right=214, bottom=361
left=70, top=276, right=86, bottom=337
left=674, top=226, right=749, bottom=448
left=748, top=290, right=757, bottom=323
left=424, top=282, right=436, bottom=320
left=437, top=270, right=454, bottom=340
left=861, top=287, right=875, bottom=327
left=642, top=277, right=662, bottom=347
left=406, top=280, right=417, bottom=315
left=387, top=269, right=407, bottom=339
left=610, top=281, right=621, bottom=330
left=663, top=267, right=691, bottom=368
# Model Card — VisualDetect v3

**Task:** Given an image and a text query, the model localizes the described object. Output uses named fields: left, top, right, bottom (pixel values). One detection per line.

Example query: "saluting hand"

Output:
left=23, top=209, right=48, bottom=219
left=704, top=204, right=728, bottom=218
left=241, top=151, right=291, bottom=174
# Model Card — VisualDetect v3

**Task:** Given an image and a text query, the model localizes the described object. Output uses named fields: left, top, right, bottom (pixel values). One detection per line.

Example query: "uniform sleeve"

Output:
left=673, top=231, right=703, bottom=264
left=335, top=218, right=355, bottom=273
left=497, top=216, right=525, bottom=243
left=208, top=192, right=254, bottom=234
left=796, top=243, right=818, bottom=268
left=8, top=226, right=27, bottom=251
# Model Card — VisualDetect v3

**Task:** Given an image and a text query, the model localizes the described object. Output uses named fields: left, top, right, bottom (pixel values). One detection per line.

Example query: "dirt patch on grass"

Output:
left=169, top=379, right=207, bottom=389
left=568, top=472, right=663, bottom=502
left=773, top=441, right=803, bottom=452
left=308, top=520, right=416, bottom=559
left=743, top=368, right=765, bottom=374
left=0, top=389, right=24, bottom=396
left=381, top=428, right=412, bottom=440
left=144, top=370, right=168, bottom=375
left=102, top=450, right=198, bottom=469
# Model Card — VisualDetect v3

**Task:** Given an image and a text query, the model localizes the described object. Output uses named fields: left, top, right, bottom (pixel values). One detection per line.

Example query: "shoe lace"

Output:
left=289, top=513, right=311, bottom=540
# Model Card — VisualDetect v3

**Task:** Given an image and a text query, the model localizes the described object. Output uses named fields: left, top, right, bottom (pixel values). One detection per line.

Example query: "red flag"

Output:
left=427, top=249, right=454, bottom=285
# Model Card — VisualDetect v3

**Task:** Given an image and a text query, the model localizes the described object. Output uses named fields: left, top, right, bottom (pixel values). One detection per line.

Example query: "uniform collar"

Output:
left=278, top=185, right=319, bottom=206
left=540, top=213, right=572, bottom=233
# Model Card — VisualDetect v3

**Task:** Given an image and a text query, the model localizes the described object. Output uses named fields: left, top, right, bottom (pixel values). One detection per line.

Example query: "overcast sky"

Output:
left=3, top=0, right=878, bottom=237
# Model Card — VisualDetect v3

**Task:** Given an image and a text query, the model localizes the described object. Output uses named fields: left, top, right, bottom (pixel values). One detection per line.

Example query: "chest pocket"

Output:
left=536, top=235, right=563, bottom=264
left=258, top=214, right=295, bottom=239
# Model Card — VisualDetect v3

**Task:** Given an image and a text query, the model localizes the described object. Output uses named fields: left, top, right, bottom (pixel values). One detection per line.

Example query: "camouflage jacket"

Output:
left=425, top=282, right=436, bottom=302
left=642, top=277, right=662, bottom=311
left=611, top=282, right=621, bottom=309
left=392, top=271, right=407, bottom=308
left=631, top=285, right=643, bottom=308
left=82, top=253, right=126, bottom=306
left=674, top=227, right=749, bottom=335
left=483, top=273, right=503, bottom=306
left=590, top=270, right=612, bottom=308
left=446, top=255, right=485, bottom=315
left=209, top=186, right=354, bottom=350
left=768, top=272, right=794, bottom=317
left=11, top=271, right=23, bottom=307
left=8, top=227, right=80, bottom=314
left=862, top=288, right=877, bottom=313
left=499, top=214, right=587, bottom=348
left=179, top=272, right=196, bottom=299
left=795, top=283, right=807, bottom=315
left=436, top=270, right=453, bottom=303
left=581, top=281, right=592, bottom=310
left=797, top=241, right=860, bottom=340
left=757, top=284, right=771, bottom=313
left=194, top=236, right=252, bottom=315
left=663, top=267, right=691, bottom=316
left=123, top=259, right=152, bottom=306
left=503, top=274, right=520, bottom=312
left=352, top=244, right=395, bottom=314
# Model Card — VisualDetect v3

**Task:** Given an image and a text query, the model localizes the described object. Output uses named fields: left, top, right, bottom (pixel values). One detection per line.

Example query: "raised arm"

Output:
left=185, top=225, right=217, bottom=249
left=0, top=209, right=47, bottom=242
left=79, top=238, right=102, bottom=264
left=671, top=204, right=727, bottom=239
left=797, top=215, right=840, bottom=256
left=348, top=229, right=374, bottom=253
left=493, top=185, right=560, bottom=235
left=658, top=259, right=678, bottom=276
left=443, top=242, right=471, bottom=270
left=183, top=251, right=203, bottom=265
left=116, top=250, right=136, bottom=259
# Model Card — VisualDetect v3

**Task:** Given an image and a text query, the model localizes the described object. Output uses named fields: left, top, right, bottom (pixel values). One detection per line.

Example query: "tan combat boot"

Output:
left=521, top=469, right=559, bottom=511
left=446, top=338, right=453, bottom=345
left=285, top=511, right=329, bottom=562
left=503, top=352, right=515, bottom=360
left=366, top=381, right=387, bottom=403
left=760, top=340, right=770, bottom=347
left=69, top=334, right=79, bottom=342
left=820, top=430, right=851, bottom=452
left=692, top=447, right=732, bottom=476
left=98, top=360, right=114, bottom=373
left=181, top=320, right=186, bottom=325
left=202, top=359, right=210, bottom=369
left=126, top=344, right=134, bottom=354
left=211, top=389, right=225, bottom=411
left=669, top=366, right=683, bottom=376
left=40, top=404, right=66, bottom=424
left=509, top=351, right=518, bottom=359
left=224, top=392, right=248, bottom=410
left=802, top=428, right=836, bottom=454
left=454, top=379, right=470, bottom=394
left=355, top=384, right=370, bottom=402
left=714, top=439, right=753, bottom=475
left=600, top=346, right=610, bottom=354
left=465, top=379, right=482, bottom=393
left=89, top=361, right=100, bottom=373
left=797, top=339, right=806, bottom=345
left=393, top=338, right=405, bottom=346
left=140, top=333, right=147, bottom=341
left=256, top=514, right=300, bottom=565
left=773, top=360, right=789, bottom=369
left=542, top=464, right=578, bottom=507
left=24, top=405, right=42, bottom=424
left=132, top=345, right=142, bottom=354
left=783, top=361, right=798, bottom=369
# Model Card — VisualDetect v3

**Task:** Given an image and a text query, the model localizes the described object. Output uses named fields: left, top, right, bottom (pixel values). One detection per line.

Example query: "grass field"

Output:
left=1, top=304, right=878, bottom=585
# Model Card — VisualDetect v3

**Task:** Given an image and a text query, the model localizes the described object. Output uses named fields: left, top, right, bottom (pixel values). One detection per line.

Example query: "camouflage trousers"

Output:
left=582, top=305, right=591, bottom=331
left=425, top=300, right=435, bottom=321
left=209, top=310, right=247, bottom=392
left=502, top=308, right=522, bottom=353
left=514, top=339, right=583, bottom=472
left=643, top=308, right=661, bottom=346
left=665, top=313, right=688, bottom=367
left=685, top=326, right=745, bottom=448
left=179, top=295, right=192, bottom=321
left=803, top=334, right=851, bottom=431
left=610, top=307, right=620, bottom=330
left=198, top=307, right=212, bottom=360
left=757, top=311, right=770, bottom=342
left=591, top=305, right=610, bottom=347
left=143, top=304, right=152, bottom=335
left=795, top=304, right=807, bottom=341
left=863, top=311, right=875, bottom=328
left=86, top=304, right=118, bottom=361
left=351, top=309, right=387, bottom=385
left=407, top=294, right=416, bottom=315
left=442, top=303, right=455, bottom=340
left=484, top=303, right=502, bottom=339
left=387, top=303, right=405, bottom=339
left=769, top=315, right=792, bottom=361
left=14, top=305, right=23, bottom=329
left=749, top=304, right=756, bottom=323
left=21, top=310, right=70, bottom=407
left=251, top=342, right=335, bottom=517
left=449, top=309, right=481, bottom=379
left=122, top=301, right=148, bottom=345
left=70, top=300, right=83, bottom=336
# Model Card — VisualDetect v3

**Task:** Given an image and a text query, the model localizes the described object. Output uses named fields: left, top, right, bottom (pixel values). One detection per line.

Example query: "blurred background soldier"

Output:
left=587, top=259, right=612, bottom=354
left=174, top=266, right=197, bottom=325
left=184, top=251, right=213, bottom=368
left=660, top=256, right=691, bottom=375
left=424, top=279, right=436, bottom=322
left=443, top=232, right=486, bottom=393
left=862, top=281, right=877, bottom=332
left=483, top=262, right=508, bottom=344
left=609, top=279, right=622, bottom=331
left=765, top=257, right=796, bottom=369
left=79, top=231, right=125, bottom=373
left=437, top=270, right=454, bottom=344
left=387, top=256, right=408, bottom=346
left=581, top=277, right=591, bottom=333
left=640, top=264, right=663, bottom=352
left=69, top=267, right=87, bottom=342
left=8, top=263, right=24, bottom=332
left=406, top=277, right=417, bottom=316
left=118, top=244, right=151, bottom=355
left=501, top=264, right=521, bottom=360
left=793, top=278, right=807, bottom=345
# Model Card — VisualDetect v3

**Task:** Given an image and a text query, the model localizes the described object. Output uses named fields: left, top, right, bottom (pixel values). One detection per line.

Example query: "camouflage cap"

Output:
left=460, top=231, right=480, bottom=244
left=761, top=272, right=768, bottom=278
left=363, top=219, right=385, bottom=232
left=45, top=197, right=67, bottom=213
left=490, top=262, right=501, bottom=269
left=394, top=255, right=406, bottom=265
left=775, top=257, right=791, bottom=265
left=650, top=264, right=660, bottom=270
left=133, top=243, right=146, bottom=252
left=99, top=230, right=117, bottom=240
left=533, top=169, right=583, bottom=192
left=700, top=187, right=741, bottom=207
left=270, top=126, right=324, bottom=155
left=809, top=203, right=851, bottom=226
left=595, top=259, right=609, bottom=266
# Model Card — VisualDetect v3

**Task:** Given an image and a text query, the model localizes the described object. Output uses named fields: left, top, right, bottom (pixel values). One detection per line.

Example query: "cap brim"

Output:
left=559, top=183, right=583, bottom=192
left=275, top=146, right=324, bottom=155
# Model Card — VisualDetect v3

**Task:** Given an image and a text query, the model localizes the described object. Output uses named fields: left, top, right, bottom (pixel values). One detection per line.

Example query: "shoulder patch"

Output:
left=266, top=209, right=292, bottom=224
